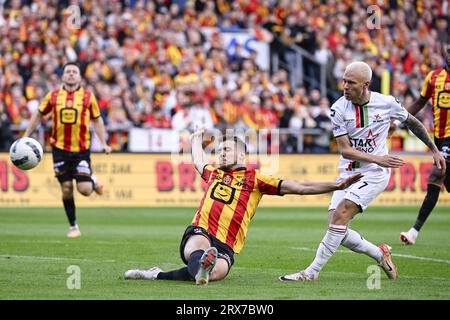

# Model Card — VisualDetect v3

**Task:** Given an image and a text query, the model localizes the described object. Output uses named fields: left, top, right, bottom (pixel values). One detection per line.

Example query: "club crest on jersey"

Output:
left=349, top=129, right=379, bottom=153
left=223, top=175, right=232, bottom=186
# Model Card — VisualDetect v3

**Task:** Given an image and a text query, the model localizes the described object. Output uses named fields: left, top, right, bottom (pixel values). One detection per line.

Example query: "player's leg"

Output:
left=60, top=180, right=75, bottom=225
left=209, top=258, right=230, bottom=281
left=155, top=234, right=219, bottom=283
left=412, top=167, right=443, bottom=232
left=280, top=190, right=357, bottom=282
left=74, top=152, right=103, bottom=196
left=281, top=174, right=393, bottom=281
left=400, top=165, right=445, bottom=245
left=52, top=148, right=80, bottom=237
left=330, top=209, right=383, bottom=263
left=124, top=227, right=205, bottom=281
left=300, top=199, right=359, bottom=279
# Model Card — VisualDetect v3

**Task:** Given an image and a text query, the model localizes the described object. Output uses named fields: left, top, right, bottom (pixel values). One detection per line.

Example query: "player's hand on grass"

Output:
left=375, top=155, right=405, bottom=168
left=336, top=173, right=363, bottom=190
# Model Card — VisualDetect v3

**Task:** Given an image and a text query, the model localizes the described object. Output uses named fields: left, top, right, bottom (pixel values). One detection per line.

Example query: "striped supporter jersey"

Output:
left=331, top=92, right=409, bottom=173
left=192, top=165, right=282, bottom=253
left=39, top=86, right=101, bottom=152
left=420, top=68, right=450, bottom=139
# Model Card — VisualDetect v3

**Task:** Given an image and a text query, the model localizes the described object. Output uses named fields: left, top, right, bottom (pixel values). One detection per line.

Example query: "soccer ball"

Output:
left=9, top=137, right=43, bottom=170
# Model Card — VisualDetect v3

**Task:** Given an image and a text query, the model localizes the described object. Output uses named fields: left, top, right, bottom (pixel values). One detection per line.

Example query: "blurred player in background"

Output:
left=280, top=61, right=446, bottom=282
left=400, top=43, right=450, bottom=245
left=124, top=130, right=362, bottom=285
left=24, top=62, right=112, bottom=238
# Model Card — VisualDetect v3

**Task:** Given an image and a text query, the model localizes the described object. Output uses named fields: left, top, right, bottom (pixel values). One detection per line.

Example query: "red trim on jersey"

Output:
left=63, top=91, right=74, bottom=151
left=50, top=90, right=60, bottom=146
left=355, top=104, right=360, bottom=128
left=79, top=90, right=90, bottom=151
left=430, top=69, right=440, bottom=110
left=425, top=69, right=442, bottom=98
left=206, top=187, right=226, bottom=236
left=257, top=178, right=279, bottom=195
left=194, top=169, right=218, bottom=225
left=225, top=169, right=256, bottom=248
left=438, top=108, right=448, bottom=138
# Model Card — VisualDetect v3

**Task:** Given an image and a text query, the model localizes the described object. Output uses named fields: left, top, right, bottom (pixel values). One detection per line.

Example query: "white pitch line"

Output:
left=0, top=254, right=116, bottom=263
left=0, top=255, right=181, bottom=268
left=290, top=247, right=450, bottom=265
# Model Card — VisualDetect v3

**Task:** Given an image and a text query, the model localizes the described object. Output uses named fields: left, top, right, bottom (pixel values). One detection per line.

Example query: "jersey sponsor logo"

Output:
left=211, top=182, right=236, bottom=204
left=60, top=108, right=78, bottom=124
left=373, top=114, right=384, bottom=123
left=349, top=129, right=379, bottom=153
left=437, top=91, right=450, bottom=109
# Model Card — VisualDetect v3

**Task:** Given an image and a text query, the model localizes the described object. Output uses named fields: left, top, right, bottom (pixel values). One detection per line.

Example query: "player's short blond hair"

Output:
left=345, top=61, right=372, bottom=82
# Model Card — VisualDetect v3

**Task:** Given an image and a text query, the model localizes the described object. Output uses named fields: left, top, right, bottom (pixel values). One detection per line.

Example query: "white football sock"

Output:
left=409, top=227, right=419, bottom=237
left=341, top=228, right=383, bottom=263
left=305, top=224, right=347, bottom=277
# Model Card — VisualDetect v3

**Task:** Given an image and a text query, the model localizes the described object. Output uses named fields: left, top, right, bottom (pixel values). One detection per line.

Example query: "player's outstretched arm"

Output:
left=336, top=135, right=406, bottom=168
left=190, top=129, right=208, bottom=174
left=279, top=173, right=363, bottom=195
left=404, top=114, right=446, bottom=172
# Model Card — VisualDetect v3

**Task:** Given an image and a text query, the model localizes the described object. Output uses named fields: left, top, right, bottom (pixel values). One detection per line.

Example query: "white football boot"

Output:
left=400, top=228, right=418, bottom=245
left=124, top=267, right=162, bottom=280
left=279, top=270, right=319, bottom=282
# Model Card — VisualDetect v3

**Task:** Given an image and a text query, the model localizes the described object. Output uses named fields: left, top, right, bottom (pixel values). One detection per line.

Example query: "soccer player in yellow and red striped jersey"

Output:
left=24, top=62, right=112, bottom=238
left=400, top=44, right=450, bottom=245
left=124, top=131, right=362, bottom=285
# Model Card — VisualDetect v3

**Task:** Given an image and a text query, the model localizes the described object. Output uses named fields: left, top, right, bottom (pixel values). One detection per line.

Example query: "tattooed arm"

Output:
left=404, top=114, right=446, bottom=171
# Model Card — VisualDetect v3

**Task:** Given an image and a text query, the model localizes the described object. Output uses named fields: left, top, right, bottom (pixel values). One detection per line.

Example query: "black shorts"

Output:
left=52, top=147, right=93, bottom=183
left=179, top=225, right=235, bottom=269
left=435, top=137, right=450, bottom=161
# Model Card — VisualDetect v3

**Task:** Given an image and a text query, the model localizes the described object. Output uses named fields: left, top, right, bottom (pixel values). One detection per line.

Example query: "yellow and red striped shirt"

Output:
left=421, top=68, right=450, bottom=138
left=39, top=86, right=101, bottom=152
left=192, top=165, right=281, bottom=253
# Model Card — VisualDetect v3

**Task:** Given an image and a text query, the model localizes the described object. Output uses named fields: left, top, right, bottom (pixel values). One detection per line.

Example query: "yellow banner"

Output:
left=0, top=153, right=448, bottom=207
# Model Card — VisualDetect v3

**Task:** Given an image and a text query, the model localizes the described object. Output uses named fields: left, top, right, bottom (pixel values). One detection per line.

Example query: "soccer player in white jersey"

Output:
left=280, top=61, right=446, bottom=282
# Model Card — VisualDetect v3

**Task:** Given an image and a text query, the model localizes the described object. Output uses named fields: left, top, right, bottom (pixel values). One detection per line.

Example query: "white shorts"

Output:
left=329, top=170, right=390, bottom=212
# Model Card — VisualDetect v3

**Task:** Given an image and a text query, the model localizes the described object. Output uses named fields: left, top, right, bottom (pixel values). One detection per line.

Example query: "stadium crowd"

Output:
left=0, top=0, right=448, bottom=152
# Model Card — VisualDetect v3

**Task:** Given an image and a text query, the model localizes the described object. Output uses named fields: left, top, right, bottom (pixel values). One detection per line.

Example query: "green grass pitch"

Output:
left=0, top=206, right=449, bottom=300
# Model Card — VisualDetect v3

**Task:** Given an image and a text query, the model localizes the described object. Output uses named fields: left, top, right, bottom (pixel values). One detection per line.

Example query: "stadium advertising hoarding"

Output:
left=0, top=153, right=448, bottom=207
